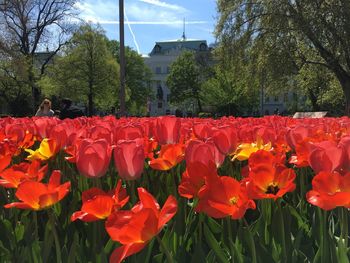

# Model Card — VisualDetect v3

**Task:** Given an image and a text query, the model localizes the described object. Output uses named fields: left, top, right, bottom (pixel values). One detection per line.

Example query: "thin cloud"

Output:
left=138, top=0, right=187, bottom=12
left=93, top=20, right=208, bottom=25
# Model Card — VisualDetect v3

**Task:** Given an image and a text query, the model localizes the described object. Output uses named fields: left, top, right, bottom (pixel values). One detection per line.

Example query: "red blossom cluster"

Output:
left=1, top=115, right=350, bottom=262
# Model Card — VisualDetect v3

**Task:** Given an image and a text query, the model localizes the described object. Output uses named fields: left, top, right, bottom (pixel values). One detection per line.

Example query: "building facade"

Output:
left=143, top=38, right=209, bottom=116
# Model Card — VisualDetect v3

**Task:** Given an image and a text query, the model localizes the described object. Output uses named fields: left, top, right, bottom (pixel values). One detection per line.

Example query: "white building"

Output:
left=143, top=37, right=209, bottom=116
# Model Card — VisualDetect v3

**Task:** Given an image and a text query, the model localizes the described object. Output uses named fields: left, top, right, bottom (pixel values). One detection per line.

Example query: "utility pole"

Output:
left=119, top=0, right=126, bottom=116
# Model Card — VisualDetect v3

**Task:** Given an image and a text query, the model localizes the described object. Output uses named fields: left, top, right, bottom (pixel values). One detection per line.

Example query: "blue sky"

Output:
left=76, top=0, right=217, bottom=55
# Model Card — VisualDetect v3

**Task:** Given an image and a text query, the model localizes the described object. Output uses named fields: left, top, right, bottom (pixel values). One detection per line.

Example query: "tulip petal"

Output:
left=158, top=195, right=177, bottom=230
left=137, top=188, right=160, bottom=213
left=109, top=243, right=146, bottom=263
left=71, top=211, right=100, bottom=222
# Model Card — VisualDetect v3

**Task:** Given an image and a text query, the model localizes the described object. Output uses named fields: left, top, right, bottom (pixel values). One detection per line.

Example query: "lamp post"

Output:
left=119, top=0, right=126, bottom=116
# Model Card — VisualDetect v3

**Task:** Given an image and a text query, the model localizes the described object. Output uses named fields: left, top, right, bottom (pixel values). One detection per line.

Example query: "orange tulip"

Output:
left=0, top=160, right=47, bottom=188
left=71, top=180, right=129, bottom=222
left=246, top=150, right=296, bottom=200
left=105, top=188, right=177, bottom=263
left=306, top=171, right=350, bottom=210
left=196, top=175, right=255, bottom=219
left=149, top=143, right=184, bottom=171
left=4, top=170, right=70, bottom=210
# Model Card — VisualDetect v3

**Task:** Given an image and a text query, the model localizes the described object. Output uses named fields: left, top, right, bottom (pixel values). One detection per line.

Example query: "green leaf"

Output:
left=15, top=223, right=25, bottom=242
left=31, top=241, right=42, bottom=263
left=103, top=238, right=115, bottom=255
left=190, top=242, right=206, bottom=263
left=203, top=223, right=229, bottom=263
left=207, top=217, right=223, bottom=234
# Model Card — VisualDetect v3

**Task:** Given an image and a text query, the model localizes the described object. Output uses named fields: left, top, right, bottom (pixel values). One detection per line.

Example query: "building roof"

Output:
left=149, top=38, right=208, bottom=56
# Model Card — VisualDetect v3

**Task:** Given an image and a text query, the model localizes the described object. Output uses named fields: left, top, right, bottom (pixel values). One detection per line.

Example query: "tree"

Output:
left=0, top=0, right=77, bottom=113
left=216, top=0, right=350, bottom=115
left=40, top=24, right=120, bottom=116
left=166, top=51, right=203, bottom=112
left=106, top=40, right=152, bottom=115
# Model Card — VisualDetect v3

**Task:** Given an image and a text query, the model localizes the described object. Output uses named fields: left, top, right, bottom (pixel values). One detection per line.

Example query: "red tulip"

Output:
left=308, top=141, right=344, bottom=173
left=114, top=124, right=143, bottom=143
left=186, top=139, right=224, bottom=168
left=0, top=153, right=11, bottom=173
left=76, top=139, right=112, bottom=178
left=246, top=150, right=296, bottom=200
left=154, top=116, right=181, bottom=145
left=4, top=170, right=70, bottom=210
left=105, top=188, right=177, bottom=263
left=114, top=139, right=145, bottom=180
left=306, top=171, right=350, bottom=210
left=71, top=180, right=129, bottom=222
left=285, top=126, right=309, bottom=150
left=196, top=175, right=255, bottom=219
left=178, top=161, right=218, bottom=199
left=149, top=143, right=184, bottom=171
left=212, top=126, right=238, bottom=155
left=193, top=122, right=213, bottom=140
left=289, top=140, right=312, bottom=167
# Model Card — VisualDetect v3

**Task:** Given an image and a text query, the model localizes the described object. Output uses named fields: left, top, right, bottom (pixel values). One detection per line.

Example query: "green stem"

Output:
left=317, top=208, right=327, bottom=263
left=340, top=207, right=349, bottom=249
left=33, top=212, right=39, bottom=241
left=277, top=201, right=287, bottom=262
left=49, top=212, right=62, bottom=263
left=226, top=217, right=234, bottom=263
left=156, top=235, right=174, bottom=263
left=243, top=218, right=257, bottom=263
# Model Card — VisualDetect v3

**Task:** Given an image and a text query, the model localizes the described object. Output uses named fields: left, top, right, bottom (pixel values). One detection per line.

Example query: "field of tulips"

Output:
left=0, top=115, right=349, bottom=263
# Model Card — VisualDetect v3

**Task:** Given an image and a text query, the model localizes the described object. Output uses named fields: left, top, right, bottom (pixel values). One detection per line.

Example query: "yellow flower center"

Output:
left=229, top=196, right=238, bottom=205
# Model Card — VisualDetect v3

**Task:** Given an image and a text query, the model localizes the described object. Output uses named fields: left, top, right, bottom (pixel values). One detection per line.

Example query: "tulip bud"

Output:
left=114, top=139, right=145, bottom=180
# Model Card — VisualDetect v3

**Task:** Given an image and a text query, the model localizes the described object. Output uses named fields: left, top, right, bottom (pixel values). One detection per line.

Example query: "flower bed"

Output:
left=0, top=115, right=349, bottom=262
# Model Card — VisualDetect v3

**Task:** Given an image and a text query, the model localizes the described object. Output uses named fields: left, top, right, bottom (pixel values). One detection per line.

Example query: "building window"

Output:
left=154, top=45, right=161, bottom=53
left=157, top=86, right=164, bottom=100
left=283, top=93, right=288, bottom=102
left=158, top=102, right=163, bottom=108
left=265, top=95, right=270, bottom=103
left=199, top=43, right=207, bottom=51
left=155, top=67, right=161, bottom=74
left=274, top=95, right=278, bottom=102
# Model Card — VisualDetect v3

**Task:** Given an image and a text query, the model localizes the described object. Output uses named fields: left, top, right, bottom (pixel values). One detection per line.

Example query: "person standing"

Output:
left=59, top=98, right=84, bottom=119
left=35, top=99, right=55, bottom=117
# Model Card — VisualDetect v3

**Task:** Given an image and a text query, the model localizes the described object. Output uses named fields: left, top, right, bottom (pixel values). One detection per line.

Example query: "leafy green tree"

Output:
left=106, top=40, right=152, bottom=115
left=0, top=57, right=32, bottom=116
left=39, top=24, right=119, bottom=116
left=216, top=0, right=350, bottom=115
left=166, top=51, right=203, bottom=112
left=0, top=0, right=77, bottom=113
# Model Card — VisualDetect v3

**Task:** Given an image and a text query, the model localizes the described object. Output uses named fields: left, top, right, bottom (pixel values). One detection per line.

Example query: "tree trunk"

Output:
left=342, top=81, right=350, bottom=116
left=88, top=91, right=93, bottom=117
left=333, top=71, right=350, bottom=116
left=197, top=97, right=202, bottom=113
left=307, top=87, right=320, bottom=111
left=28, top=57, right=40, bottom=114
